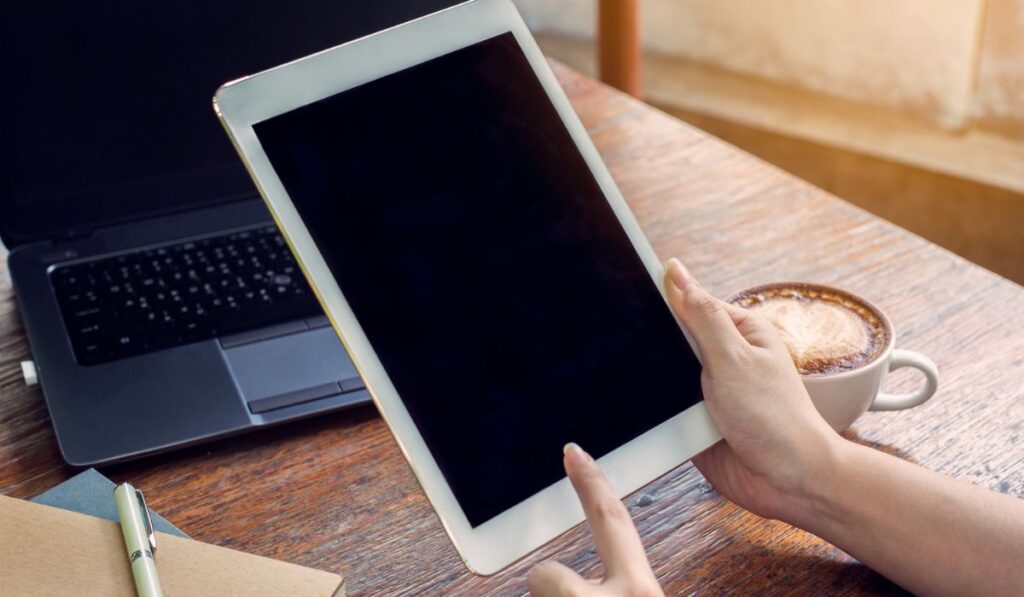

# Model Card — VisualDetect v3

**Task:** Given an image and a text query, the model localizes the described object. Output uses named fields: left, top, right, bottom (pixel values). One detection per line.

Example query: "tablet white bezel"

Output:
left=214, top=0, right=720, bottom=575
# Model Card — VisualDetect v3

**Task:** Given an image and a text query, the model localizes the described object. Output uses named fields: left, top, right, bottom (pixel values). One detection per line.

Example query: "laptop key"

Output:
left=113, top=332, right=146, bottom=357
left=179, top=317, right=214, bottom=341
left=79, top=340, right=110, bottom=364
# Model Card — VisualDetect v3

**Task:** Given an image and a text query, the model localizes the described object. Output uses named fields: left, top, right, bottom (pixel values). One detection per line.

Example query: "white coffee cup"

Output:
left=728, top=283, right=939, bottom=431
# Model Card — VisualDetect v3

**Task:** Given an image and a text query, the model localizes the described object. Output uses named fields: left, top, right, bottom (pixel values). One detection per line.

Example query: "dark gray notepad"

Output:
left=32, top=468, right=188, bottom=538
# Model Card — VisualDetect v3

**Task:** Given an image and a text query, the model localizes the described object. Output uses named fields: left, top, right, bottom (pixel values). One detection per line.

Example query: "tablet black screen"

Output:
left=254, top=32, right=703, bottom=527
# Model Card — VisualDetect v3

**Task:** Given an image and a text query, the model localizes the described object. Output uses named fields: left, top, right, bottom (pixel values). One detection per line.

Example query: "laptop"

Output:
left=0, top=1, right=421, bottom=466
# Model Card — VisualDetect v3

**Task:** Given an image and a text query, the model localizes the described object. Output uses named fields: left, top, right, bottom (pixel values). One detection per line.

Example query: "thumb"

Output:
left=664, top=259, right=745, bottom=364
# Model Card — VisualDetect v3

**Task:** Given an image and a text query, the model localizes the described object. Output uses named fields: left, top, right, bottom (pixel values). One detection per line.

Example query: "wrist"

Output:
left=775, top=428, right=855, bottom=530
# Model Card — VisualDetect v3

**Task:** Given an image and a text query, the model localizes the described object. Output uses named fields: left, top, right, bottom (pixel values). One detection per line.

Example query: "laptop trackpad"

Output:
left=222, top=326, right=366, bottom=414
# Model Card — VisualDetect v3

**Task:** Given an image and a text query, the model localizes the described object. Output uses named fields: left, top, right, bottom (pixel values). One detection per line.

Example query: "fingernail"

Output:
left=563, top=442, right=591, bottom=465
left=666, top=258, right=693, bottom=291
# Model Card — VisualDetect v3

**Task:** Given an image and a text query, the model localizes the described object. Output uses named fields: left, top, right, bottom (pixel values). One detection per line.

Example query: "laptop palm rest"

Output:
left=221, top=326, right=368, bottom=417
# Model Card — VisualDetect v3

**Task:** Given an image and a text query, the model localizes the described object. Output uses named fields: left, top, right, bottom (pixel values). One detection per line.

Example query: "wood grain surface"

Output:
left=2, top=62, right=1023, bottom=595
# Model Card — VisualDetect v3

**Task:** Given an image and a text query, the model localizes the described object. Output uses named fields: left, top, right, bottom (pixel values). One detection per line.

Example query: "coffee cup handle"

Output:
left=870, top=349, right=939, bottom=412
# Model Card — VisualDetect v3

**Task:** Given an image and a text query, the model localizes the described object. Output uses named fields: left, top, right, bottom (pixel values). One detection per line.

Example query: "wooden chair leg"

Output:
left=597, top=0, right=641, bottom=98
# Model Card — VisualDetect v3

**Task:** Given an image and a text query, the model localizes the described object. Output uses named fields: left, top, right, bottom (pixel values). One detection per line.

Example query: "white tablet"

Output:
left=214, top=0, right=720, bottom=575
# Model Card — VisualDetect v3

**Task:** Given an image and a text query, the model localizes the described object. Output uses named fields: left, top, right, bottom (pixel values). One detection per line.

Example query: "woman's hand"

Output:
left=528, top=443, right=664, bottom=597
left=529, top=259, right=836, bottom=595
left=663, top=259, right=1024, bottom=595
left=663, top=259, right=842, bottom=522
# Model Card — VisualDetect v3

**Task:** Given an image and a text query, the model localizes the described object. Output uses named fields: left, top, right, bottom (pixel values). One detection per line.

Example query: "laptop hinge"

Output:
left=53, top=228, right=93, bottom=244
left=37, top=229, right=93, bottom=264
left=39, top=245, right=81, bottom=265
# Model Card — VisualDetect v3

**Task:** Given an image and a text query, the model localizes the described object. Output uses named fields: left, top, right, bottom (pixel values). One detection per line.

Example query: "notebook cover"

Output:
left=1, top=495, right=344, bottom=596
left=32, top=468, right=187, bottom=537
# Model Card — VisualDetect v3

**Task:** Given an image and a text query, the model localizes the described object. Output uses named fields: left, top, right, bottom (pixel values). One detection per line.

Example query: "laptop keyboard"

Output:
left=50, top=225, right=323, bottom=365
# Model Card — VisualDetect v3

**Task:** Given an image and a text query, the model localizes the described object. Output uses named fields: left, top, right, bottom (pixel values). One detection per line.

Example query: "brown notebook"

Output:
left=0, top=495, right=345, bottom=596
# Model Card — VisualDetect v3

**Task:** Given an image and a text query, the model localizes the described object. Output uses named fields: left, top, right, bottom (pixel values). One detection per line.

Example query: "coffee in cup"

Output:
left=729, top=284, right=889, bottom=376
left=727, top=282, right=939, bottom=430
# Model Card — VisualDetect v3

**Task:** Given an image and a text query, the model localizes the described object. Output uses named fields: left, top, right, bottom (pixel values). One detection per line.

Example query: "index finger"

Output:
left=563, top=443, right=652, bottom=579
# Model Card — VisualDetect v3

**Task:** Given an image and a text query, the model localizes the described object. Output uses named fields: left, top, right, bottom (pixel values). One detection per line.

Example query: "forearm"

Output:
left=786, top=440, right=1024, bottom=595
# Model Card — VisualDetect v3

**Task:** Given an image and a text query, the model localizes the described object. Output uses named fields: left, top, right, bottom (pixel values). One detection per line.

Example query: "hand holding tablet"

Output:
left=528, top=260, right=839, bottom=595
left=214, top=0, right=718, bottom=573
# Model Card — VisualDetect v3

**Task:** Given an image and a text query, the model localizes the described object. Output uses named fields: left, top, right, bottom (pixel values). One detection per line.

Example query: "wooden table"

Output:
left=3, top=62, right=1023, bottom=595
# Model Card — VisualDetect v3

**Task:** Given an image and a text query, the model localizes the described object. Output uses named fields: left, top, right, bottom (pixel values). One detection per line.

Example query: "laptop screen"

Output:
left=253, top=32, right=705, bottom=527
left=0, top=1, right=453, bottom=245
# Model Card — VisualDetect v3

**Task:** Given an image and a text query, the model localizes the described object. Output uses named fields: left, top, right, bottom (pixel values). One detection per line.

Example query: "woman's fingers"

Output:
left=528, top=446, right=662, bottom=595
left=527, top=560, right=591, bottom=596
left=721, top=301, right=782, bottom=351
left=664, top=259, right=746, bottom=363
left=563, top=443, right=651, bottom=579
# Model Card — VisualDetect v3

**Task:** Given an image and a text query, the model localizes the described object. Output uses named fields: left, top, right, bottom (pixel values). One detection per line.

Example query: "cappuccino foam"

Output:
left=730, top=285, right=889, bottom=376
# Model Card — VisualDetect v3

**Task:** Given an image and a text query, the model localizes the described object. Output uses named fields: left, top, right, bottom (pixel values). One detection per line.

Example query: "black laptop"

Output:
left=0, top=2, right=387, bottom=465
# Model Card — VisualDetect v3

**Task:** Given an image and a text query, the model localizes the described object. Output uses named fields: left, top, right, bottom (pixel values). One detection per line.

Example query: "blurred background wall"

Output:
left=516, top=0, right=1024, bottom=284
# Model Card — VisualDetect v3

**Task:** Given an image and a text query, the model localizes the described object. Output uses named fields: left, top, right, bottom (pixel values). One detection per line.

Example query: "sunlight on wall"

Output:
left=976, top=0, right=1024, bottom=137
left=514, top=0, right=986, bottom=128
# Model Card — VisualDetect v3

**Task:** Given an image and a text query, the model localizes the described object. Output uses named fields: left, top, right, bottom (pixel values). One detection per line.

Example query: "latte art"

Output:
left=750, top=299, right=869, bottom=371
left=729, top=284, right=889, bottom=375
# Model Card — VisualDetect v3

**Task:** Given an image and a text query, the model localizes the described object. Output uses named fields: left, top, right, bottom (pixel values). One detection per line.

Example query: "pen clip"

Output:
left=135, top=488, right=157, bottom=555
